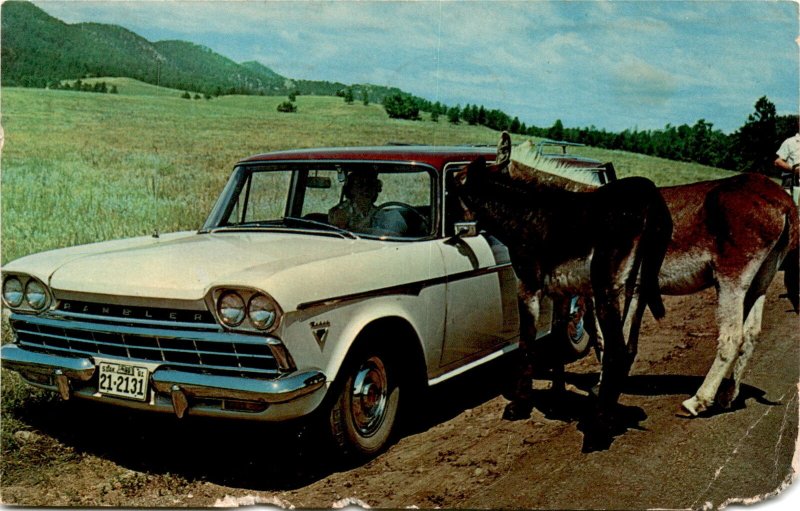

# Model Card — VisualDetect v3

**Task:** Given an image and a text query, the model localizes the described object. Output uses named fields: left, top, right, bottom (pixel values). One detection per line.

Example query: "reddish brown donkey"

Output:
left=509, top=139, right=800, bottom=417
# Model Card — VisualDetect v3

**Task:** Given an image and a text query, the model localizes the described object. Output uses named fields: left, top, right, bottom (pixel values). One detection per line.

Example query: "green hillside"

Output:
left=152, top=40, right=287, bottom=94
left=0, top=0, right=416, bottom=102
left=0, top=0, right=286, bottom=92
left=0, top=0, right=92, bottom=86
left=0, top=86, right=735, bottom=264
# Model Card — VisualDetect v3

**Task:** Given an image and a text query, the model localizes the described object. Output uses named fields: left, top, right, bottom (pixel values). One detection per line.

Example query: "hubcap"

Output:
left=350, top=356, right=389, bottom=437
left=567, top=296, right=586, bottom=344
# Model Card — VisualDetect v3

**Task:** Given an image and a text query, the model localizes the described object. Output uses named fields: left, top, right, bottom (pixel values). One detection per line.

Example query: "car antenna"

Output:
left=151, top=167, right=160, bottom=239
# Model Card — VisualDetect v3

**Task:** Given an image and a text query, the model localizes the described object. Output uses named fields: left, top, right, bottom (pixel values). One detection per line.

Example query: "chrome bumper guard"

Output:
left=0, top=344, right=326, bottom=418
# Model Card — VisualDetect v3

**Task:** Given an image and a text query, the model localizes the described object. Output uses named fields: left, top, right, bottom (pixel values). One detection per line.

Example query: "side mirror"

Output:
left=453, top=221, right=478, bottom=238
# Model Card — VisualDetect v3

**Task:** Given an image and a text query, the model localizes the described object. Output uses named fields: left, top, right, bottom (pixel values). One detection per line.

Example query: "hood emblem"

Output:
left=310, top=320, right=330, bottom=349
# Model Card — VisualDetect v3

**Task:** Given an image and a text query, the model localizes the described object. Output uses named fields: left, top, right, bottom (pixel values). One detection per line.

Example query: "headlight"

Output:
left=217, top=291, right=246, bottom=327
left=24, top=279, right=48, bottom=310
left=248, top=294, right=277, bottom=330
left=2, top=277, right=24, bottom=307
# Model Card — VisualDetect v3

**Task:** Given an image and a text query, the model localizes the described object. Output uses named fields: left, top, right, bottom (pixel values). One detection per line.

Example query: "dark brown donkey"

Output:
left=452, top=132, right=673, bottom=434
left=508, top=138, right=800, bottom=417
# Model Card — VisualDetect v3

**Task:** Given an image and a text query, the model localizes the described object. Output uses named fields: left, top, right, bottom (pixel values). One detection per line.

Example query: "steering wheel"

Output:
left=374, top=202, right=430, bottom=236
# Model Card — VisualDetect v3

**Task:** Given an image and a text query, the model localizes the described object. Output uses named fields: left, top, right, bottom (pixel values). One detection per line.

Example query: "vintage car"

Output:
left=1, top=144, right=607, bottom=457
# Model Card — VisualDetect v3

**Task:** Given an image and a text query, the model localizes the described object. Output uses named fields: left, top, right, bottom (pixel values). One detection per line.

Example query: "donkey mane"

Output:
left=510, top=140, right=599, bottom=187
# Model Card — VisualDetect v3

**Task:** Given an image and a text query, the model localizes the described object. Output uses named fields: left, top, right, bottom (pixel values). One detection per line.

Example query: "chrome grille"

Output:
left=10, top=312, right=280, bottom=378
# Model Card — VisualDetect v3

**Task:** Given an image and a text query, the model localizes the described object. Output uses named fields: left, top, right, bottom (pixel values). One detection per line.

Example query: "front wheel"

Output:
left=329, top=349, right=400, bottom=458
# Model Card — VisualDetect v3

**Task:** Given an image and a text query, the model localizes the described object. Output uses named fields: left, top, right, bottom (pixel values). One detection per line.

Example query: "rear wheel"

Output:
left=562, top=295, right=591, bottom=357
left=329, top=347, right=400, bottom=458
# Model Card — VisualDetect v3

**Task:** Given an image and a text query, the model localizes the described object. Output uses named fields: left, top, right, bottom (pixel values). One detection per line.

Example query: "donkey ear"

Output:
left=496, top=131, right=512, bottom=168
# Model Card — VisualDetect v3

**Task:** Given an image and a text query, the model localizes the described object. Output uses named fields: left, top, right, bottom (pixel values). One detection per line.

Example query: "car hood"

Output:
left=6, top=231, right=433, bottom=311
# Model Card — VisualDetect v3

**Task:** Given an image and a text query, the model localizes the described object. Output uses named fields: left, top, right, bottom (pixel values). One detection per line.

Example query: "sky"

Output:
left=30, top=0, right=800, bottom=134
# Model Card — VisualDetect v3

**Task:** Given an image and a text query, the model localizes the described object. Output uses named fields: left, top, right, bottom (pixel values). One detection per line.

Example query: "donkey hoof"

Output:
left=502, top=401, right=533, bottom=421
left=679, top=396, right=705, bottom=417
left=716, top=381, right=738, bottom=409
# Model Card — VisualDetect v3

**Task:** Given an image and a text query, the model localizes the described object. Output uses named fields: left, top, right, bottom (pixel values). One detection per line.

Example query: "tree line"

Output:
left=49, top=79, right=119, bottom=94
left=382, top=92, right=797, bottom=176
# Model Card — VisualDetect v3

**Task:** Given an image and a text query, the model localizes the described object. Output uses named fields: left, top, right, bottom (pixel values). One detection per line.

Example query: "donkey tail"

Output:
left=641, top=189, right=673, bottom=320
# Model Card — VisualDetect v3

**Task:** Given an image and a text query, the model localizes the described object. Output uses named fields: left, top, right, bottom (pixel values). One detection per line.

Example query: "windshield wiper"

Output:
left=207, top=218, right=359, bottom=239
left=282, top=216, right=359, bottom=239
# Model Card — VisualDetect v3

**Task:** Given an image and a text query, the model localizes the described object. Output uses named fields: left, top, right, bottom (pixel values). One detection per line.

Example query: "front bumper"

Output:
left=1, top=344, right=327, bottom=421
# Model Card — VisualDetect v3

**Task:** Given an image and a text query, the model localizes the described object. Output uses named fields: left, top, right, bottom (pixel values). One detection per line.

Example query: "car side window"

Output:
left=443, top=164, right=471, bottom=235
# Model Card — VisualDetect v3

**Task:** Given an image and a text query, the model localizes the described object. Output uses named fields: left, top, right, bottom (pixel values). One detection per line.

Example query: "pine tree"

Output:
left=447, top=105, right=461, bottom=124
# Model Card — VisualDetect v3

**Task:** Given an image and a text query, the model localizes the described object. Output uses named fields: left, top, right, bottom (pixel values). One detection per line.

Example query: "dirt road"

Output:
left=1, top=276, right=798, bottom=508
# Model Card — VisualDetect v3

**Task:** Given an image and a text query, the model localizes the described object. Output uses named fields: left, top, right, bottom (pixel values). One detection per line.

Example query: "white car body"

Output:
left=2, top=146, right=568, bottom=452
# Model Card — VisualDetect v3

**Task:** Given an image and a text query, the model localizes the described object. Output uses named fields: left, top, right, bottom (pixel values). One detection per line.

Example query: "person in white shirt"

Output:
left=775, top=132, right=800, bottom=204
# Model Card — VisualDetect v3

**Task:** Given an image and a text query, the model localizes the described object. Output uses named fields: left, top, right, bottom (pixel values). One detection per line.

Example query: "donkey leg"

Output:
left=584, top=287, right=627, bottom=450
left=717, top=295, right=765, bottom=408
left=585, top=303, right=605, bottom=399
left=591, top=278, right=638, bottom=401
left=681, top=285, right=744, bottom=416
left=718, top=244, right=786, bottom=408
left=593, top=295, right=627, bottom=410
left=503, top=285, right=541, bottom=421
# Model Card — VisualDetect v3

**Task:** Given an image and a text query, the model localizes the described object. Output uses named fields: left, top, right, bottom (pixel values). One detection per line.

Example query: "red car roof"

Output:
left=238, top=145, right=497, bottom=169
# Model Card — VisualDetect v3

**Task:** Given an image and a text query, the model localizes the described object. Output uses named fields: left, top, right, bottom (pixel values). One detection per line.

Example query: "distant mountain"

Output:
left=150, top=40, right=290, bottom=94
left=0, top=0, right=406, bottom=101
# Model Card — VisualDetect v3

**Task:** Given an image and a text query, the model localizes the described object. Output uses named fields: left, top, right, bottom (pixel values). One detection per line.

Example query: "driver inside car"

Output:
left=328, top=172, right=407, bottom=235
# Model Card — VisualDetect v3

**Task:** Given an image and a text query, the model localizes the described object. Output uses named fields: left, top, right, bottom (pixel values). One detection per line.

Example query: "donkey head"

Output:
left=450, top=156, right=486, bottom=222
left=451, top=131, right=515, bottom=214
left=495, top=131, right=512, bottom=171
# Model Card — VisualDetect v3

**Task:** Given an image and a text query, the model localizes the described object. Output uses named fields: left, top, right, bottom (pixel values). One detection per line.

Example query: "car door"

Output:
left=436, top=233, right=520, bottom=367
left=436, top=164, right=520, bottom=368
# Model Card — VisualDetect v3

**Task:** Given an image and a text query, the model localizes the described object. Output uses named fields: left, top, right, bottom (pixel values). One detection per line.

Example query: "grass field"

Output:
left=1, top=78, right=736, bottom=265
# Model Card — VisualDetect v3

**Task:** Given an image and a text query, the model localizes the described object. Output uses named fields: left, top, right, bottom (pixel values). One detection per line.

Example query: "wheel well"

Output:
left=349, top=317, right=428, bottom=393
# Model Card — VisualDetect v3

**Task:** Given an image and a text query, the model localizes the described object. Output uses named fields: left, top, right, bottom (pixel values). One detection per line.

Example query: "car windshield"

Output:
left=202, top=162, right=435, bottom=240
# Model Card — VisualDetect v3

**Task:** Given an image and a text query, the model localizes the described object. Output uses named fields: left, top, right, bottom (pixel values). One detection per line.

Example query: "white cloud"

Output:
left=610, top=57, right=680, bottom=106
left=29, top=0, right=799, bottom=133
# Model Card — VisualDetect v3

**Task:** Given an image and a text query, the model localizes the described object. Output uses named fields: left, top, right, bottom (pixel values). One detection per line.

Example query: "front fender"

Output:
left=279, top=287, right=443, bottom=392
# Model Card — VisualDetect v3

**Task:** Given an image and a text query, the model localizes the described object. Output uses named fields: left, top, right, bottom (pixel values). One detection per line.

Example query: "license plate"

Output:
left=98, top=362, right=149, bottom=401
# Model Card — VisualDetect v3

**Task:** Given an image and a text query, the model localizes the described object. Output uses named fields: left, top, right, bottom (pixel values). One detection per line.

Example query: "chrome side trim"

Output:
left=427, top=342, right=519, bottom=386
